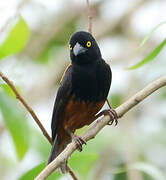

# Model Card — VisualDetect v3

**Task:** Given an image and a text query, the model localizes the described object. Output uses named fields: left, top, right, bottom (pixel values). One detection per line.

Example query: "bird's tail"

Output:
left=47, top=134, right=71, bottom=173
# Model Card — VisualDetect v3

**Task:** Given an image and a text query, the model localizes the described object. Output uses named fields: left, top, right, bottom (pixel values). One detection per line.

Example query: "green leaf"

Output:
left=139, top=21, right=166, bottom=48
left=31, top=129, right=51, bottom=159
left=69, top=152, right=98, bottom=178
left=131, top=162, right=165, bottom=180
left=114, top=172, right=127, bottom=180
left=0, top=92, right=30, bottom=160
left=18, top=162, right=61, bottom=180
left=109, top=93, right=123, bottom=108
left=0, top=84, right=22, bottom=98
left=127, top=38, right=166, bottom=70
left=0, top=16, right=30, bottom=60
left=113, top=162, right=166, bottom=180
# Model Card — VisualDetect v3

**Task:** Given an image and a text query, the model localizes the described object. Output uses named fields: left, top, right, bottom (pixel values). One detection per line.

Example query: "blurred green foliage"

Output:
left=139, top=21, right=166, bottom=48
left=0, top=3, right=166, bottom=180
left=131, top=162, right=165, bottom=180
left=31, top=128, right=51, bottom=159
left=0, top=16, right=29, bottom=59
left=128, top=21, right=166, bottom=70
left=69, top=152, right=98, bottom=179
left=109, top=93, right=123, bottom=108
left=1, top=84, right=22, bottom=98
left=114, top=172, right=127, bottom=180
left=0, top=91, right=30, bottom=160
left=18, top=162, right=62, bottom=180
left=128, top=38, right=166, bottom=70
left=39, top=18, right=77, bottom=63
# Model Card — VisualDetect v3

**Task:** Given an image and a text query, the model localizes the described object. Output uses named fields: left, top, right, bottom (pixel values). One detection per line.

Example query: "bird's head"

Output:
left=69, top=31, right=101, bottom=65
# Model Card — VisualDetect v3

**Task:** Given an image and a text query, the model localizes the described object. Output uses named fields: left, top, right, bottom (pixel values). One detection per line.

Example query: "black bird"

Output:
left=48, top=31, right=117, bottom=173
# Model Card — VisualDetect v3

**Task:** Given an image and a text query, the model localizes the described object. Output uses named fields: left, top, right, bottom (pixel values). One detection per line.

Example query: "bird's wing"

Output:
left=96, top=59, right=112, bottom=100
left=51, top=65, right=72, bottom=141
left=60, top=63, right=72, bottom=83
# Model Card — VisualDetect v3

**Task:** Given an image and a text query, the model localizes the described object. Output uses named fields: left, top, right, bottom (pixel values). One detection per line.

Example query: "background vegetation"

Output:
left=0, top=0, right=166, bottom=179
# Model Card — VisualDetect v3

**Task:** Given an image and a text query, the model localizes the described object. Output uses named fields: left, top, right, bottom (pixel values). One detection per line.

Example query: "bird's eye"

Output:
left=86, top=41, right=91, bottom=47
left=69, top=44, right=72, bottom=50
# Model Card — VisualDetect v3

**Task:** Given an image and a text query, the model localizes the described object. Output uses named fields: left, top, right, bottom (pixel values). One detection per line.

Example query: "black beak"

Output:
left=73, top=42, right=87, bottom=56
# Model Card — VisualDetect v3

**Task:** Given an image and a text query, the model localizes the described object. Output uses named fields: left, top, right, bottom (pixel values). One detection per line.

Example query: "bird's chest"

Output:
left=63, top=96, right=105, bottom=131
left=71, top=64, right=99, bottom=101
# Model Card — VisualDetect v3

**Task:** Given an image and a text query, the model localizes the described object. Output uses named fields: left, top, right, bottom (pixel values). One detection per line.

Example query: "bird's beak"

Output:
left=73, top=42, right=87, bottom=56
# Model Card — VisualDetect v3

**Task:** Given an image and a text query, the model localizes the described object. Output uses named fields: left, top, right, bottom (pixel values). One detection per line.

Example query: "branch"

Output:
left=86, top=0, right=92, bottom=34
left=86, top=1, right=113, bottom=109
left=0, top=71, right=52, bottom=143
left=0, top=1, right=80, bottom=179
left=35, top=75, right=166, bottom=180
left=0, top=71, right=79, bottom=180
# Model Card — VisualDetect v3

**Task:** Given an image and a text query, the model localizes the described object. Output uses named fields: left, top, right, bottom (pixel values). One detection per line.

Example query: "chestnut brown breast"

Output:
left=63, top=95, right=105, bottom=132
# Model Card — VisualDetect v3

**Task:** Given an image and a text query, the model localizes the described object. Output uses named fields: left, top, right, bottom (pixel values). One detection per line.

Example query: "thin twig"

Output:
left=0, top=71, right=79, bottom=180
left=87, top=0, right=112, bottom=109
left=86, top=0, right=92, bottom=34
left=35, top=75, right=166, bottom=180
left=0, top=0, right=79, bottom=178
left=67, top=166, right=79, bottom=180
left=86, top=0, right=115, bottom=131
left=0, top=71, right=52, bottom=144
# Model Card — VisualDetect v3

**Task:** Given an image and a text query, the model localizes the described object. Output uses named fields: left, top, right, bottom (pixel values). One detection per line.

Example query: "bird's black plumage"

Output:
left=70, top=31, right=111, bottom=101
left=51, top=66, right=72, bottom=141
left=72, top=59, right=111, bottom=101
left=48, top=31, right=113, bottom=172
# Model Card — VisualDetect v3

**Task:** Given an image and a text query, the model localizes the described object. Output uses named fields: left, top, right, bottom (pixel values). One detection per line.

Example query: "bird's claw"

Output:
left=107, top=109, right=118, bottom=126
left=98, top=109, right=118, bottom=126
left=73, top=135, right=86, bottom=152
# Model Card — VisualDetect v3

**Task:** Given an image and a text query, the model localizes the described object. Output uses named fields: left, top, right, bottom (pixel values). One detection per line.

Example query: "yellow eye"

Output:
left=69, top=44, right=72, bottom=50
left=86, top=41, right=91, bottom=47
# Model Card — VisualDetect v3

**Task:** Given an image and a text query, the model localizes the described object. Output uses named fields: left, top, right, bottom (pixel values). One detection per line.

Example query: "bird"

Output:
left=47, top=31, right=118, bottom=173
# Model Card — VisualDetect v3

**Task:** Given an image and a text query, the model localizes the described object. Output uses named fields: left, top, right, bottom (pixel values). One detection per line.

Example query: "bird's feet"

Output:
left=95, top=108, right=118, bottom=126
left=66, top=128, right=86, bottom=152
left=72, top=134, right=86, bottom=152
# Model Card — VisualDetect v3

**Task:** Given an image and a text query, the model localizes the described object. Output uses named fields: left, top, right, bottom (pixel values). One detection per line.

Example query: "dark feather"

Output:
left=47, top=135, right=58, bottom=164
left=51, top=66, right=72, bottom=141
